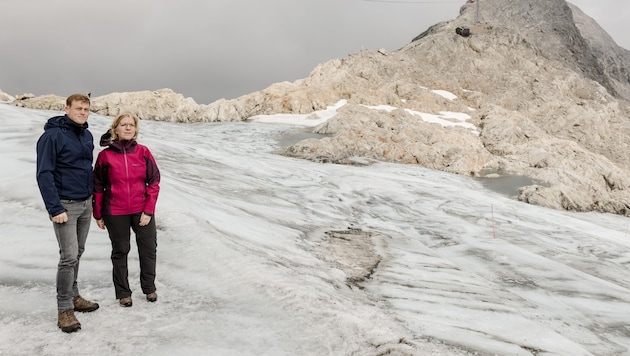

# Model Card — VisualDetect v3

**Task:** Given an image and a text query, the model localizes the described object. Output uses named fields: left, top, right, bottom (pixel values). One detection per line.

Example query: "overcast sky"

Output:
left=1, top=0, right=628, bottom=105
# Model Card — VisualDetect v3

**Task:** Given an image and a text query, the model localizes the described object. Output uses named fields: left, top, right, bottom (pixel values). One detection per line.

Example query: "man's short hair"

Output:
left=66, top=93, right=91, bottom=107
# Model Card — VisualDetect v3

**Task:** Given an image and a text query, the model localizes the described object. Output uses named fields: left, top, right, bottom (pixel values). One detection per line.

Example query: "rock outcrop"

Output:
left=8, top=0, right=630, bottom=216
left=11, top=89, right=205, bottom=121
left=0, top=89, right=14, bottom=102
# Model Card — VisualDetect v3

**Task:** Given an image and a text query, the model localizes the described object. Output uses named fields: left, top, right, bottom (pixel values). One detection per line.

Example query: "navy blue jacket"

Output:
left=36, top=115, right=94, bottom=217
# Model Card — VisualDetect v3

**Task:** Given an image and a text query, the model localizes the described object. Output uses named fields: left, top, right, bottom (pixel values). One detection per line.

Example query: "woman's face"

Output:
left=115, top=116, right=136, bottom=141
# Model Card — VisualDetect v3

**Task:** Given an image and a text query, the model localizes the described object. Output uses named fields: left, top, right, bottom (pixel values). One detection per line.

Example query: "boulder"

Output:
left=90, top=88, right=200, bottom=122
left=284, top=103, right=495, bottom=175
left=12, top=93, right=65, bottom=110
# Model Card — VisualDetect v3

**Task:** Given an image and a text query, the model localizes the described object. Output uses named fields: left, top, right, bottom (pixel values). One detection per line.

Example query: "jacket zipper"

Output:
left=123, top=147, right=132, bottom=212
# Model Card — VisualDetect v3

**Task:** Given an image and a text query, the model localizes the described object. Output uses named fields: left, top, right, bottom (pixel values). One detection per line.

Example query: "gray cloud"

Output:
left=1, top=0, right=627, bottom=104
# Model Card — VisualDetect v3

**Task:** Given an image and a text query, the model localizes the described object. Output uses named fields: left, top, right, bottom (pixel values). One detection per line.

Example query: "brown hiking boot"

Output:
left=146, top=292, right=158, bottom=302
left=57, top=309, right=81, bottom=333
left=73, top=295, right=99, bottom=312
left=119, top=296, right=132, bottom=307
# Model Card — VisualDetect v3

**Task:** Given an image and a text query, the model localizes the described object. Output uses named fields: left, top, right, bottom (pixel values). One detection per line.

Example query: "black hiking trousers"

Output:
left=103, top=213, right=157, bottom=299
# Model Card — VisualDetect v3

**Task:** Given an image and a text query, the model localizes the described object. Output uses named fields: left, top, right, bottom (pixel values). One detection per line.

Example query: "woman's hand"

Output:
left=96, top=218, right=106, bottom=230
left=139, top=212, right=152, bottom=226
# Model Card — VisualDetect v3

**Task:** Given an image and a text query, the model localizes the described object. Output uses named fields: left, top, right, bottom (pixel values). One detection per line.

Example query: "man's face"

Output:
left=64, top=100, right=90, bottom=125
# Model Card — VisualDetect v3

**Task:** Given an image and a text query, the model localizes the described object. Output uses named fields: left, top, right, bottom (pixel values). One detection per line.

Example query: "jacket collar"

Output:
left=100, top=130, right=137, bottom=152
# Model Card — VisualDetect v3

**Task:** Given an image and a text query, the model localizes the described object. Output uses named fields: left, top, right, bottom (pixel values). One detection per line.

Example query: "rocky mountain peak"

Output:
left=412, top=0, right=626, bottom=100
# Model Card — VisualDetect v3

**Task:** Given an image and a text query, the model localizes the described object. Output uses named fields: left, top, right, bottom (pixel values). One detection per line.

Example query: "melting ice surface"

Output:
left=1, top=102, right=630, bottom=356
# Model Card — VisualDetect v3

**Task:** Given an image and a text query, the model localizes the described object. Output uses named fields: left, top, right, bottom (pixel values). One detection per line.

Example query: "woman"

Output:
left=93, top=112, right=160, bottom=307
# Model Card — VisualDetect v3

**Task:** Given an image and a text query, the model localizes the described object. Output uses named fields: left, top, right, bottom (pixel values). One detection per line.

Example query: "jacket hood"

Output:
left=44, top=115, right=88, bottom=135
left=100, top=131, right=113, bottom=147
left=44, top=115, right=89, bottom=133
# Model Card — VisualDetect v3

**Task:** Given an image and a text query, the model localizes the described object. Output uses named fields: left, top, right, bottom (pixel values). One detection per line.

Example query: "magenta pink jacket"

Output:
left=93, top=137, right=160, bottom=219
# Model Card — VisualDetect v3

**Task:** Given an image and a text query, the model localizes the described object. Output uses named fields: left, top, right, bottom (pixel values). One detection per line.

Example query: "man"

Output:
left=36, top=93, right=99, bottom=333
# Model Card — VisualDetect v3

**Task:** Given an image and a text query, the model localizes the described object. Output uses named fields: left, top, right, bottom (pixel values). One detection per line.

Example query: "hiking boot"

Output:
left=73, top=295, right=99, bottom=313
left=57, top=309, right=81, bottom=333
left=119, top=296, right=132, bottom=307
left=146, top=292, right=158, bottom=302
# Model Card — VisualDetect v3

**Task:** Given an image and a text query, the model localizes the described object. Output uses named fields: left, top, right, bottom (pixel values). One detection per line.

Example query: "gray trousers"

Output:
left=52, top=199, right=92, bottom=311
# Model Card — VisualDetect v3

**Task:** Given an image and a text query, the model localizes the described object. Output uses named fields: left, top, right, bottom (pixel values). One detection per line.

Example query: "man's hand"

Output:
left=52, top=212, right=68, bottom=224
left=96, top=219, right=106, bottom=230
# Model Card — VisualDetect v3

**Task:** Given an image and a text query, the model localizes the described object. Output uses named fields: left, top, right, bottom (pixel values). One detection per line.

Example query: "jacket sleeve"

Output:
left=143, top=147, right=160, bottom=215
left=36, top=132, right=65, bottom=217
left=92, top=152, right=107, bottom=219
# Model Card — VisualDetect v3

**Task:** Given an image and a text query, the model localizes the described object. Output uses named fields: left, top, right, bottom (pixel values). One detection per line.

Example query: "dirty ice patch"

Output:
left=364, top=104, right=479, bottom=136
left=439, top=111, right=472, bottom=121
left=363, top=104, right=398, bottom=112
left=432, top=89, right=458, bottom=100
left=248, top=100, right=347, bottom=127
left=407, top=110, right=478, bottom=135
